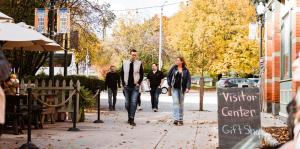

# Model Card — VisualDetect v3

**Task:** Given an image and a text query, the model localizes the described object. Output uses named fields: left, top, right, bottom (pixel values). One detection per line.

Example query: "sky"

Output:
left=92, top=0, right=187, bottom=37
left=97, top=0, right=185, bottom=20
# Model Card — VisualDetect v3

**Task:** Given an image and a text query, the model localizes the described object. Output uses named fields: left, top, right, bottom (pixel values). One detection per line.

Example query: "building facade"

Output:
left=263, top=0, right=300, bottom=116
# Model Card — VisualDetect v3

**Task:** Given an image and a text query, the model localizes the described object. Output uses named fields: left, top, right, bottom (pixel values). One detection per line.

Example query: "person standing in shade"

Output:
left=121, top=49, right=144, bottom=126
left=105, top=65, right=121, bottom=111
left=137, top=83, right=144, bottom=111
left=147, top=63, right=164, bottom=112
left=167, top=56, right=191, bottom=126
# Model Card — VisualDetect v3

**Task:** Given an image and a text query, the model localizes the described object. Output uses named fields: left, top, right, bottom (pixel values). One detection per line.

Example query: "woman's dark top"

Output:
left=173, top=72, right=182, bottom=89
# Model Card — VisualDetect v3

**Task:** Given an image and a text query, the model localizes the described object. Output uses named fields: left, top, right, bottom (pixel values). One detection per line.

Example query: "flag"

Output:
left=57, top=8, right=70, bottom=33
left=34, top=8, right=49, bottom=33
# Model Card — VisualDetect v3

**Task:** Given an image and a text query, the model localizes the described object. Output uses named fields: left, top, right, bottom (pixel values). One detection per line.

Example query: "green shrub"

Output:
left=79, top=87, right=95, bottom=122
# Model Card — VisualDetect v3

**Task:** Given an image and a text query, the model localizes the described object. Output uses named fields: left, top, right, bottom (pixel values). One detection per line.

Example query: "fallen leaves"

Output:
left=262, top=127, right=289, bottom=145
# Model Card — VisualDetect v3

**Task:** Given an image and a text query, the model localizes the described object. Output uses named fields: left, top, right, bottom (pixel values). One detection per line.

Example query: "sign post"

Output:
left=217, top=88, right=261, bottom=149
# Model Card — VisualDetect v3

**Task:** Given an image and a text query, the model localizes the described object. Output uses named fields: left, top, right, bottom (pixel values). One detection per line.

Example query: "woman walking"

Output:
left=167, top=56, right=191, bottom=126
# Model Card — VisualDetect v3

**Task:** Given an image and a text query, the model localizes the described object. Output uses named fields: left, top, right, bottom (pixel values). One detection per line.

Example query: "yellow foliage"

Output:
left=165, top=0, right=259, bottom=76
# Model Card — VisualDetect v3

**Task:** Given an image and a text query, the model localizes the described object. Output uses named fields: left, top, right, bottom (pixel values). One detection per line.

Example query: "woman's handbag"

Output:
left=0, top=51, right=11, bottom=81
left=168, top=86, right=172, bottom=96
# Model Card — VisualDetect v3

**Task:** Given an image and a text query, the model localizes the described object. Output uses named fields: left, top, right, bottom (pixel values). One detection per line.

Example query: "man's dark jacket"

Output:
left=105, top=72, right=121, bottom=90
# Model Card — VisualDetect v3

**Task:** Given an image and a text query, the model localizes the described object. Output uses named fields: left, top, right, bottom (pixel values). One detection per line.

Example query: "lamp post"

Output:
left=256, top=1, right=265, bottom=111
left=49, top=0, right=56, bottom=80
left=159, top=1, right=168, bottom=71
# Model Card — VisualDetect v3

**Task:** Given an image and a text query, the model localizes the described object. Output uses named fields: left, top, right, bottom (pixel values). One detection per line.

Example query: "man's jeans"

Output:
left=150, top=87, right=160, bottom=109
left=108, top=88, right=117, bottom=108
left=172, top=88, right=185, bottom=121
left=124, top=86, right=139, bottom=119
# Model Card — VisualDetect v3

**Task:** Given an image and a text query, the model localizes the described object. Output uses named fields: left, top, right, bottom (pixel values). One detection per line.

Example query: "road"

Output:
left=99, top=91, right=218, bottom=112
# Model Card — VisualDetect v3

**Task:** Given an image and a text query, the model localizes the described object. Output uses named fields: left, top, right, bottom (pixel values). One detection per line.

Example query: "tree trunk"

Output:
left=199, top=76, right=204, bottom=111
left=76, top=63, right=79, bottom=75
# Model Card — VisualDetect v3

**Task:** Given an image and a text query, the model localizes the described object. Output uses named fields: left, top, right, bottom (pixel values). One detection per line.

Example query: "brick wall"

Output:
left=264, top=7, right=281, bottom=109
left=290, top=0, right=300, bottom=96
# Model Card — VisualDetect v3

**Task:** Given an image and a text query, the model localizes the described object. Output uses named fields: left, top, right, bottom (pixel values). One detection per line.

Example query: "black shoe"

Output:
left=129, top=118, right=136, bottom=126
left=173, top=120, right=178, bottom=125
left=130, top=121, right=136, bottom=126
left=112, top=106, right=116, bottom=111
left=179, top=121, right=183, bottom=125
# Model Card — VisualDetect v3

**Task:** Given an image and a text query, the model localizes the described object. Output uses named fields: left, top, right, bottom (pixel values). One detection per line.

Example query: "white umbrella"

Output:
left=0, top=22, right=62, bottom=52
left=0, top=12, right=13, bottom=22
left=14, top=22, right=62, bottom=51
left=22, top=42, right=63, bottom=52
left=16, top=22, right=54, bottom=43
left=0, top=22, right=50, bottom=47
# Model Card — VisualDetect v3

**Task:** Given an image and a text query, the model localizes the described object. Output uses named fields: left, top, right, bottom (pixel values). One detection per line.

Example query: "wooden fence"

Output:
left=19, top=79, right=80, bottom=121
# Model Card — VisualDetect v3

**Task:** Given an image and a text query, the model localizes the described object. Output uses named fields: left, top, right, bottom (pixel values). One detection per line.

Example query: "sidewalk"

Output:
left=0, top=111, right=286, bottom=149
left=0, top=93, right=286, bottom=149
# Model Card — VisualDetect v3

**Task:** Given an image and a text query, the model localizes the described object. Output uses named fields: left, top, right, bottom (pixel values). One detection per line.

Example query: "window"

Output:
left=281, top=13, right=292, bottom=80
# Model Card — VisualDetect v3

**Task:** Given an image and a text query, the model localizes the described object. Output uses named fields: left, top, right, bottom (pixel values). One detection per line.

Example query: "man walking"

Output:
left=105, top=65, right=121, bottom=111
left=147, top=63, right=164, bottom=112
left=121, top=49, right=144, bottom=126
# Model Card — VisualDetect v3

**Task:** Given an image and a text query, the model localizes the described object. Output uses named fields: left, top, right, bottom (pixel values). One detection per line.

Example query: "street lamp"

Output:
left=159, top=1, right=168, bottom=71
left=256, top=2, right=266, bottom=16
left=49, top=0, right=56, bottom=80
left=256, top=2, right=265, bottom=61
left=256, top=1, right=265, bottom=111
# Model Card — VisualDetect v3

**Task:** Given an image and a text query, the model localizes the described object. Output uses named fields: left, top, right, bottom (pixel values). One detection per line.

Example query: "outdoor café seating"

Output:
left=3, top=95, right=27, bottom=135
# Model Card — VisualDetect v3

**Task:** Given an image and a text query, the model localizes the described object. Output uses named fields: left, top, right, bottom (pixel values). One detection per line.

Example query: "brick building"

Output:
left=261, top=0, right=300, bottom=117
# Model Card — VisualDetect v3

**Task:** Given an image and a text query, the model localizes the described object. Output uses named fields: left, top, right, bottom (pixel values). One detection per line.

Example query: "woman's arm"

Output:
left=167, top=66, right=175, bottom=86
left=186, top=69, right=192, bottom=90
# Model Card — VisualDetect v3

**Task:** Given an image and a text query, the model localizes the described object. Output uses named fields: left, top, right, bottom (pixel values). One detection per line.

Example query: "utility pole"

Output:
left=159, top=5, right=163, bottom=71
left=159, top=1, right=167, bottom=71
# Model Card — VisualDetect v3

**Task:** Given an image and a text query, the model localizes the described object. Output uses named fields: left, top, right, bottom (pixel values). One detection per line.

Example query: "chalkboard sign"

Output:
left=217, top=88, right=261, bottom=149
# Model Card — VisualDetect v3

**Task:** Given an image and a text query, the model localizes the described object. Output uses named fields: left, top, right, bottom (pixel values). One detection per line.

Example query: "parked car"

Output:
left=191, top=77, right=200, bottom=85
left=248, top=78, right=260, bottom=87
left=142, top=78, right=169, bottom=94
left=217, top=78, right=238, bottom=88
left=229, top=78, right=256, bottom=88
left=217, top=78, right=255, bottom=88
left=216, top=78, right=227, bottom=88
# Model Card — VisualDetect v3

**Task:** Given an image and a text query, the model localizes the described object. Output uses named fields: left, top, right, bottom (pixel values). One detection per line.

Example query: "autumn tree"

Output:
left=0, top=0, right=115, bottom=78
left=166, top=0, right=258, bottom=111
left=110, top=14, right=175, bottom=73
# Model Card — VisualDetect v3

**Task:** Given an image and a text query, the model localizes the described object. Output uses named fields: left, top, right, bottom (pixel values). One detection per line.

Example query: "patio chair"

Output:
left=40, top=95, right=56, bottom=128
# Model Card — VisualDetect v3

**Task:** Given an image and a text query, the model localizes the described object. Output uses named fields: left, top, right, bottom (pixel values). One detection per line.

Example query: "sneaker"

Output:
left=153, top=109, right=158, bottom=112
left=173, top=120, right=178, bottom=125
left=138, top=106, right=143, bottom=111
